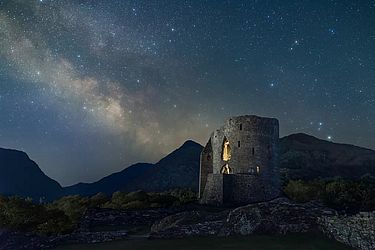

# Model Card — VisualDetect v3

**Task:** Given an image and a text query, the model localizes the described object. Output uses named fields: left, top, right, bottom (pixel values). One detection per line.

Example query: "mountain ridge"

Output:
left=1, top=133, right=375, bottom=200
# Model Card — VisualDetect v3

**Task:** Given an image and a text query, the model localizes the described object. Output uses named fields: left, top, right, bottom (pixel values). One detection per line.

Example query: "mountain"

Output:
left=64, top=140, right=203, bottom=196
left=64, top=163, right=154, bottom=196
left=122, top=140, right=203, bottom=192
left=0, top=148, right=63, bottom=201
left=280, top=133, right=375, bottom=180
left=2, top=134, right=375, bottom=200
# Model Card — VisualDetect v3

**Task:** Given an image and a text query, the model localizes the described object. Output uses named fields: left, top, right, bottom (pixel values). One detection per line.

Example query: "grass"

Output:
left=55, top=233, right=353, bottom=250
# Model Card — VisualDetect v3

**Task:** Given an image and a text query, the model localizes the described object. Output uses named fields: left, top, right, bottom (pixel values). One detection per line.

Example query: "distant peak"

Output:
left=181, top=140, right=202, bottom=147
left=283, top=133, right=322, bottom=143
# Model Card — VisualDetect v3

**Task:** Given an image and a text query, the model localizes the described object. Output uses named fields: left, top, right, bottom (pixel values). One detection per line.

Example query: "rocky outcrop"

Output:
left=150, top=198, right=335, bottom=238
left=150, top=198, right=375, bottom=250
left=219, top=198, right=335, bottom=236
left=78, top=208, right=178, bottom=232
left=78, top=207, right=190, bottom=233
left=150, top=210, right=229, bottom=238
left=319, top=212, right=375, bottom=250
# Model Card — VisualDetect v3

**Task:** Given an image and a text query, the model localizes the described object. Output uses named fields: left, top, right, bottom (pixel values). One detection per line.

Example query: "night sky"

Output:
left=0, top=0, right=374, bottom=186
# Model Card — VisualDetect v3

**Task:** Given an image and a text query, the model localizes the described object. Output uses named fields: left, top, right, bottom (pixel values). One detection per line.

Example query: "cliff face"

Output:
left=0, top=148, right=63, bottom=201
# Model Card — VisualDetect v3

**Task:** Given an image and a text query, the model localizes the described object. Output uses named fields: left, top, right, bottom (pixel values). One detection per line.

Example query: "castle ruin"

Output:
left=199, top=115, right=280, bottom=205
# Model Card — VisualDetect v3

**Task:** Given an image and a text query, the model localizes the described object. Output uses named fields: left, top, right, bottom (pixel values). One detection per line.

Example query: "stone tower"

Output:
left=199, top=115, right=280, bottom=205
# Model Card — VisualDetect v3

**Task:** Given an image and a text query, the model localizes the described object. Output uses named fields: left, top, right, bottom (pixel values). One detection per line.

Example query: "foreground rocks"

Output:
left=0, top=206, right=193, bottom=250
left=151, top=198, right=334, bottom=238
left=319, top=212, right=375, bottom=250
left=2, top=199, right=375, bottom=250
left=78, top=206, right=185, bottom=232
left=0, top=230, right=129, bottom=250
left=151, top=210, right=229, bottom=238
left=220, top=198, right=335, bottom=235
left=151, top=198, right=375, bottom=250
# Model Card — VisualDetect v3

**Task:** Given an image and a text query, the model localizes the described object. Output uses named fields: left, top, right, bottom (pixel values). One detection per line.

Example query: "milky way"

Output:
left=0, top=0, right=374, bottom=185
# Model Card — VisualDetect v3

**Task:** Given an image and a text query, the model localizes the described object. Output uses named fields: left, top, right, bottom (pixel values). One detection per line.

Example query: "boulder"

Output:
left=150, top=210, right=229, bottom=238
left=151, top=198, right=336, bottom=238
left=219, top=198, right=335, bottom=236
left=319, top=212, right=375, bottom=250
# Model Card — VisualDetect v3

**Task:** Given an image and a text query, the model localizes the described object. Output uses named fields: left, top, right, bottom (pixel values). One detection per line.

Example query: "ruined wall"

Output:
left=200, top=115, right=280, bottom=205
left=199, top=138, right=213, bottom=198
left=200, top=174, right=223, bottom=205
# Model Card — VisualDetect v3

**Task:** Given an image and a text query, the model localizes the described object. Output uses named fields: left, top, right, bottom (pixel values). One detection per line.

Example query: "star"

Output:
left=0, top=0, right=373, bottom=186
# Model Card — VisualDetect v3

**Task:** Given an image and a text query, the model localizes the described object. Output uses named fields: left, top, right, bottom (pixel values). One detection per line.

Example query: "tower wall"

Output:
left=199, top=138, right=213, bottom=198
left=200, top=115, right=280, bottom=205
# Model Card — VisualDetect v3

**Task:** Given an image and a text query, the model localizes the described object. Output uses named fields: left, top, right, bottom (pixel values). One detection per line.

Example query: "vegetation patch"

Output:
left=284, top=176, right=375, bottom=212
left=0, top=188, right=197, bottom=236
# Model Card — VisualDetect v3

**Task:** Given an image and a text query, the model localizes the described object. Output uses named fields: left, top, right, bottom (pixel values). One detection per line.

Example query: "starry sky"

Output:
left=0, top=0, right=374, bottom=186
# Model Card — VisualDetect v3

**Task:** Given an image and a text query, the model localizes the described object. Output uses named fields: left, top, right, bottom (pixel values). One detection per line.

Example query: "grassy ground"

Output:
left=55, top=233, right=352, bottom=250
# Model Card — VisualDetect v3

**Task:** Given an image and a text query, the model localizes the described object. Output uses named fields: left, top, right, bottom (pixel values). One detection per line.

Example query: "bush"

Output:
left=166, top=188, right=198, bottom=204
left=284, top=177, right=375, bottom=213
left=35, top=208, right=72, bottom=236
left=323, top=179, right=363, bottom=212
left=149, top=194, right=178, bottom=207
left=48, top=195, right=89, bottom=225
left=0, top=197, right=45, bottom=231
left=89, top=192, right=109, bottom=207
left=0, top=189, right=199, bottom=235
left=121, top=200, right=149, bottom=210
left=0, top=197, right=73, bottom=235
left=283, top=180, right=319, bottom=203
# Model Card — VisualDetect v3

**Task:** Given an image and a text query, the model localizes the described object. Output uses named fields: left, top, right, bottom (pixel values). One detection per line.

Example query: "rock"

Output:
left=0, top=231, right=52, bottom=250
left=78, top=207, right=184, bottom=232
left=219, top=198, right=333, bottom=236
left=151, top=198, right=335, bottom=238
left=319, top=212, right=375, bottom=250
left=150, top=210, right=229, bottom=238
left=0, top=230, right=129, bottom=250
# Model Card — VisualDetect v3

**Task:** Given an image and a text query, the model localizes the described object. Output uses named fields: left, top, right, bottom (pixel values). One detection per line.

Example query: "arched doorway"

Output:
left=221, top=163, right=233, bottom=174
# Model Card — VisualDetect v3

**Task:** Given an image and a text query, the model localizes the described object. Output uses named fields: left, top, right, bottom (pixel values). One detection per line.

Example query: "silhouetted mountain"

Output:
left=2, top=134, right=375, bottom=200
left=64, top=163, right=154, bottom=196
left=122, top=140, right=203, bottom=192
left=0, top=148, right=62, bottom=201
left=280, top=133, right=375, bottom=180
left=64, top=140, right=203, bottom=196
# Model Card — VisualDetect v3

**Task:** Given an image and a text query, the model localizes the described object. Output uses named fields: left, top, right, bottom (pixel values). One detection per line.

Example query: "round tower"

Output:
left=200, top=115, right=280, bottom=205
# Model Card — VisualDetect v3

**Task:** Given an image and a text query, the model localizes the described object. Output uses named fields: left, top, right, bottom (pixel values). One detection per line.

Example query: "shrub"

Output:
left=48, top=195, right=89, bottom=224
left=284, top=177, right=375, bottom=213
left=121, top=200, right=149, bottom=210
left=167, top=188, right=198, bottom=204
left=283, top=180, right=318, bottom=203
left=89, top=192, right=109, bottom=207
left=149, top=194, right=177, bottom=207
left=0, top=197, right=45, bottom=231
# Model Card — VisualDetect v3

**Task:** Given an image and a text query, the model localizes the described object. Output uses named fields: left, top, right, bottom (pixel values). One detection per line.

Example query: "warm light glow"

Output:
left=221, top=164, right=232, bottom=174
left=222, top=139, right=231, bottom=161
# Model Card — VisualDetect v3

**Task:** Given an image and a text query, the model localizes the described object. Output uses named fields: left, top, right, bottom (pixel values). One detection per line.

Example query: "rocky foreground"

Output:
left=150, top=198, right=375, bottom=250
left=1, top=198, right=374, bottom=250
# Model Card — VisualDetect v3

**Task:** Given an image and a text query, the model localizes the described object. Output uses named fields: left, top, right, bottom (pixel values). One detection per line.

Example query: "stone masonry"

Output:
left=199, top=115, right=280, bottom=205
